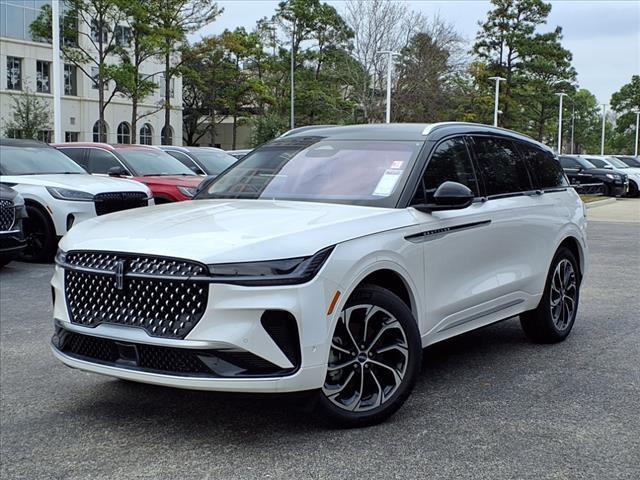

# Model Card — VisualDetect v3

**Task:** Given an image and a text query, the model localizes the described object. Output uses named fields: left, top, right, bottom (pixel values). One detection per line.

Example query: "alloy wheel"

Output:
left=322, top=304, right=409, bottom=412
left=549, top=259, right=577, bottom=331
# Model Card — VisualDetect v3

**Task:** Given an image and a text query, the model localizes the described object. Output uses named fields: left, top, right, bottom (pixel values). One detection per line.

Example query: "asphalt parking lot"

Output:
left=1, top=201, right=639, bottom=480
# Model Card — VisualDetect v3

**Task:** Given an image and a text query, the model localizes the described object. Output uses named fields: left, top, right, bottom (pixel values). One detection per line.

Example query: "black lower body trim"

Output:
left=52, top=325, right=298, bottom=378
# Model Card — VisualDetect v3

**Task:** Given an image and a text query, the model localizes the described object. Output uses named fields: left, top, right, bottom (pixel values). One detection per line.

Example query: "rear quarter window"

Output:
left=517, top=143, right=568, bottom=189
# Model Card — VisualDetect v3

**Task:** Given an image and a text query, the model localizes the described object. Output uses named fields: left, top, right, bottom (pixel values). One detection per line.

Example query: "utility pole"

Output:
left=600, top=104, right=607, bottom=155
left=488, top=77, right=506, bottom=127
left=376, top=51, right=400, bottom=123
left=555, top=93, right=568, bottom=154
left=51, top=0, right=62, bottom=143
left=570, top=101, right=575, bottom=155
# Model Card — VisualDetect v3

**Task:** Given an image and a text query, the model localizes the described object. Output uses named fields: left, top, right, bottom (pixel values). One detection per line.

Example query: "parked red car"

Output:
left=53, top=143, right=204, bottom=202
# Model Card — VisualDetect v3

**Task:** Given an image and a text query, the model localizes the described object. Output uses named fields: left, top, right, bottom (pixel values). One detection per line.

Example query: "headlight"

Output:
left=207, top=246, right=334, bottom=286
left=46, top=187, right=94, bottom=202
left=604, top=173, right=619, bottom=180
left=55, top=248, right=68, bottom=265
left=177, top=186, right=197, bottom=198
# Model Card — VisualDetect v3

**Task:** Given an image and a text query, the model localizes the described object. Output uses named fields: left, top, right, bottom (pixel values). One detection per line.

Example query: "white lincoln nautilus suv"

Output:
left=51, top=123, right=588, bottom=426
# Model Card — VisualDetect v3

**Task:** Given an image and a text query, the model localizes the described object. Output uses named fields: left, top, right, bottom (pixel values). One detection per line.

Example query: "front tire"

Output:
left=20, top=204, right=57, bottom=263
left=520, top=247, right=580, bottom=343
left=316, top=285, right=422, bottom=427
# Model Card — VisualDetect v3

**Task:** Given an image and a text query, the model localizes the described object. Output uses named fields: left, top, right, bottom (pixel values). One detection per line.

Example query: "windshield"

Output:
left=196, top=137, right=423, bottom=207
left=619, top=156, right=640, bottom=167
left=0, top=145, right=87, bottom=175
left=117, top=149, right=196, bottom=176
left=191, top=149, right=237, bottom=175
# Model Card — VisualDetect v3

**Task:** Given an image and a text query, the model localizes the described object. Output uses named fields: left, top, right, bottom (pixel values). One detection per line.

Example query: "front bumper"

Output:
left=0, top=228, right=26, bottom=255
left=51, top=264, right=338, bottom=393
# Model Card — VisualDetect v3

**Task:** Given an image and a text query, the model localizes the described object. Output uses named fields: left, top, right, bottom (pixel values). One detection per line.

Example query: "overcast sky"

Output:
left=193, top=0, right=640, bottom=105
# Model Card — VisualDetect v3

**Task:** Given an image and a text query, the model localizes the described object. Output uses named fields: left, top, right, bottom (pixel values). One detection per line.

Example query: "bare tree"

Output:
left=343, top=0, right=425, bottom=122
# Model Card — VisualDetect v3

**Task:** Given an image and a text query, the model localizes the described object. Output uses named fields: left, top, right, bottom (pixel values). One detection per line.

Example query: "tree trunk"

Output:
left=131, top=100, right=137, bottom=144
left=232, top=112, right=237, bottom=150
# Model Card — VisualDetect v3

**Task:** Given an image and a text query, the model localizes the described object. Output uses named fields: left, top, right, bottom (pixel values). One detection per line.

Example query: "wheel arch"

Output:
left=557, top=236, right=584, bottom=283
left=341, top=265, right=420, bottom=326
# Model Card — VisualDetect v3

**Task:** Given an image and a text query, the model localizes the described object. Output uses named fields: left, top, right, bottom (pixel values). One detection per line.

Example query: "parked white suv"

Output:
left=0, top=139, right=153, bottom=262
left=51, top=123, right=587, bottom=426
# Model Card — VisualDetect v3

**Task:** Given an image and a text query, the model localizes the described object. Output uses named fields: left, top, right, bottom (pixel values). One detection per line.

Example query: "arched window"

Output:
left=161, top=125, right=173, bottom=145
left=117, top=122, right=131, bottom=144
left=92, top=120, right=108, bottom=143
left=139, top=123, right=153, bottom=145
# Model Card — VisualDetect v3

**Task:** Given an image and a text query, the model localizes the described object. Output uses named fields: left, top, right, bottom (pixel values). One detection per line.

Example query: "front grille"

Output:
left=55, top=329, right=294, bottom=377
left=0, top=200, right=15, bottom=231
left=64, top=252, right=209, bottom=339
left=94, top=191, right=148, bottom=216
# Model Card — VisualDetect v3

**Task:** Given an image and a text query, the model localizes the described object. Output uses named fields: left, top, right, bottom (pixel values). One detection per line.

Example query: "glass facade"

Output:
left=0, top=0, right=49, bottom=42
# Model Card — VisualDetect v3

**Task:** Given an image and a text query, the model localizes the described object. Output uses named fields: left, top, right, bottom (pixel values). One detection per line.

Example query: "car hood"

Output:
left=585, top=168, right=625, bottom=176
left=132, top=175, right=203, bottom=188
left=0, top=174, right=150, bottom=194
left=60, top=200, right=416, bottom=263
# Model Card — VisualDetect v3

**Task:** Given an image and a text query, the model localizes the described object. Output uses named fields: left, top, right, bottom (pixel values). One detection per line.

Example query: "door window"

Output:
left=412, top=137, right=479, bottom=204
left=470, top=136, right=532, bottom=196
left=518, top=143, right=568, bottom=189
left=88, top=149, right=123, bottom=174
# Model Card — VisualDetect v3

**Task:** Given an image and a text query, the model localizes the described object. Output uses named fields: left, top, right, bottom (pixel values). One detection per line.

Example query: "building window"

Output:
left=64, top=64, right=77, bottom=95
left=161, top=126, right=173, bottom=145
left=6, top=56, right=22, bottom=90
left=91, top=66, right=108, bottom=90
left=139, top=123, right=153, bottom=145
left=159, top=76, right=175, bottom=98
left=90, top=19, right=108, bottom=44
left=93, top=120, right=108, bottom=143
left=65, top=131, right=79, bottom=142
left=6, top=128, right=22, bottom=139
left=114, top=25, right=132, bottom=47
left=36, top=60, right=51, bottom=93
left=37, top=130, right=52, bottom=143
left=117, top=122, right=131, bottom=144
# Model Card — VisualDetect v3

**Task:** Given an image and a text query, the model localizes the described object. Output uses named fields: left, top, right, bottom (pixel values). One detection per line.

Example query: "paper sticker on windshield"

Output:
left=373, top=169, right=402, bottom=197
left=390, top=160, right=404, bottom=169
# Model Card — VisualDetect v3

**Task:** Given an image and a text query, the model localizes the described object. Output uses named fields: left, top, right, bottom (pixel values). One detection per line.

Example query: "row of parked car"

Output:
left=0, top=139, right=243, bottom=265
left=559, top=154, right=640, bottom=197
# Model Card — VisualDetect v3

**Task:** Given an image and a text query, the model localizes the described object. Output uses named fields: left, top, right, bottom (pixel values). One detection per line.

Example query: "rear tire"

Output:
left=520, top=247, right=580, bottom=343
left=315, top=284, right=422, bottom=427
left=20, top=204, right=57, bottom=263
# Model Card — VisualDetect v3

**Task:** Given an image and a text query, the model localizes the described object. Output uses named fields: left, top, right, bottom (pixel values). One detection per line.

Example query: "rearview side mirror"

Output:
left=107, top=165, right=129, bottom=177
left=413, top=181, right=474, bottom=213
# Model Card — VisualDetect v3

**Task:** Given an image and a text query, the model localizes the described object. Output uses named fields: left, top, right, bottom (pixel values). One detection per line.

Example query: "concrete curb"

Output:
left=585, top=198, right=617, bottom=209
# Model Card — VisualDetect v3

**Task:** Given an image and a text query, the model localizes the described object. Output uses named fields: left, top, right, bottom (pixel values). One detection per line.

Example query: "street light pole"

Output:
left=570, top=102, right=575, bottom=155
left=488, top=76, right=506, bottom=127
left=555, top=92, right=568, bottom=154
left=290, top=23, right=295, bottom=130
left=51, top=0, right=62, bottom=143
left=376, top=51, right=400, bottom=123
left=634, top=110, right=640, bottom=157
left=600, top=104, right=607, bottom=155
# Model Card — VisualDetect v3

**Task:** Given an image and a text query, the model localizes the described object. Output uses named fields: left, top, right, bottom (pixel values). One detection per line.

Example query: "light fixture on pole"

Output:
left=555, top=92, right=568, bottom=154
left=376, top=51, right=401, bottom=123
left=488, top=76, right=506, bottom=127
left=600, top=104, right=607, bottom=156
left=51, top=0, right=62, bottom=143
left=634, top=109, right=640, bottom=157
